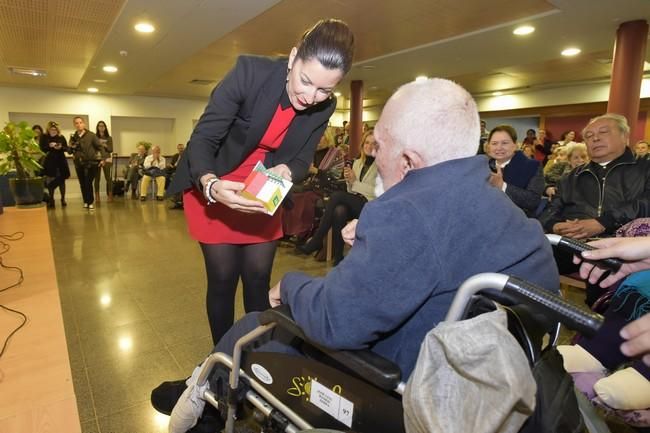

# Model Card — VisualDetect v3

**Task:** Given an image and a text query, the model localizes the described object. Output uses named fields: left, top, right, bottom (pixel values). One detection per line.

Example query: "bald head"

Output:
left=373, top=78, right=480, bottom=191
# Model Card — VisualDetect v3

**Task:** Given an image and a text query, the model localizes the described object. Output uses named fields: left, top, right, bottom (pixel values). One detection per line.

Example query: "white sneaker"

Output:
left=168, top=365, right=208, bottom=433
left=88, top=204, right=95, bottom=210
left=83, top=203, right=89, bottom=208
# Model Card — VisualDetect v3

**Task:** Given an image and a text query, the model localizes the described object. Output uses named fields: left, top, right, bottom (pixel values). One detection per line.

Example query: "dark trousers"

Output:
left=46, top=176, right=66, bottom=201
left=93, top=162, right=113, bottom=195
left=311, top=191, right=367, bottom=261
left=212, top=312, right=301, bottom=358
left=75, top=163, right=99, bottom=205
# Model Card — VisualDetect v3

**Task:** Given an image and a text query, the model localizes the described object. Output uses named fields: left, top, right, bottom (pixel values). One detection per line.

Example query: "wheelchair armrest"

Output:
left=259, top=306, right=402, bottom=391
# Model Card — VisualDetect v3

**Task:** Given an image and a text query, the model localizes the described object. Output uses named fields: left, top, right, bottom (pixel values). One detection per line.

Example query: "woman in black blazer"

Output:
left=486, top=124, right=544, bottom=216
left=168, top=19, right=355, bottom=344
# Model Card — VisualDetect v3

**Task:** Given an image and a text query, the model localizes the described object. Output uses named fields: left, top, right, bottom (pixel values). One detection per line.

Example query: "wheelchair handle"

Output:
left=546, top=234, right=623, bottom=272
left=445, top=273, right=603, bottom=337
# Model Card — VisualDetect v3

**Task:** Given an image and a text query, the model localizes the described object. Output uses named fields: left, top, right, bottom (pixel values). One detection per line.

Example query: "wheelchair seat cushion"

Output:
left=403, top=309, right=536, bottom=433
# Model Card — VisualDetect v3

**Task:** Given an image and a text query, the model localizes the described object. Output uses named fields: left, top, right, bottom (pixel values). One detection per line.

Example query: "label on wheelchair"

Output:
left=309, top=380, right=354, bottom=427
left=251, top=363, right=273, bottom=385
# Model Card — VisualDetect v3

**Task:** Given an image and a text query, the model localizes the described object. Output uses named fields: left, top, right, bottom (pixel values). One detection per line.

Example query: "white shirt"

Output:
left=144, top=154, right=166, bottom=170
left=497, top=159, right=511, bottom=192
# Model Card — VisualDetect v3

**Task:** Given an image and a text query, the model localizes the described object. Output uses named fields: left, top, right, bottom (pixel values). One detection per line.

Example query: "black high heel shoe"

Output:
left=295, top=238, right=323, bottom=255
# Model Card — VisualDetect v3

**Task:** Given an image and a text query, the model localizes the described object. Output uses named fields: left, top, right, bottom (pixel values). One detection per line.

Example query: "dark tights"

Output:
left=47, top=176, right=66, bottom=202
left=200, top=241, right=276, bottom=344
left=309, top=191, right=366, bottom=261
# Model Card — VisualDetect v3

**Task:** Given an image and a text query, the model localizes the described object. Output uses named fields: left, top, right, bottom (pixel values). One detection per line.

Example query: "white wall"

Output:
left=111, top=116, right=176, bottom=155
left=0, top=86, right=207, bottom=155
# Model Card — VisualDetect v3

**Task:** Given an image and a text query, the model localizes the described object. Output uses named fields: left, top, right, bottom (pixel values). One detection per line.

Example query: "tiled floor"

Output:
left=48, top=193, right=637, bottom=433
left=49, top=195, right=330, bottom=433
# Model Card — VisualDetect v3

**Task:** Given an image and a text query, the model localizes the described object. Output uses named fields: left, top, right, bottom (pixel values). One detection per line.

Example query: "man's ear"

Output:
left=400, top=149, right=424, bottom=176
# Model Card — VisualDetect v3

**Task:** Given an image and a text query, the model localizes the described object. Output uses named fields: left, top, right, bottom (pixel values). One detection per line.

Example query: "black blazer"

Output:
left=169, top=55, right=337, bottom=195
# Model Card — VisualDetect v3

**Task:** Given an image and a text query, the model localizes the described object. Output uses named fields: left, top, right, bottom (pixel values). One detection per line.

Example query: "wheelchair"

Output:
left=171, top=270, right=604, bottom=433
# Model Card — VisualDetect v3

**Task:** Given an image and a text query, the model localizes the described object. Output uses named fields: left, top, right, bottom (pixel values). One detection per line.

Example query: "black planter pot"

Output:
left=9, top=177, right=45, bottom=207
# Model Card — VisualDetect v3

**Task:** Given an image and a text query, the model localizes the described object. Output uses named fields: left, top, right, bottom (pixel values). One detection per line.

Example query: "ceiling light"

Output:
left=8, top=66, right=47, bottom=77
left=561, top=47, right=581, bottom=56
left=415, top=75, right=428, bottom=82
left=93, top=79, right=107, bottom=83
left=103, top=65, right=118, bottom=73
left=361, top=65, right=375, bottom=70
left=513, top=25, right=535, bottom=36
left=334, top=92, right=342, bottom=97
left=87, top=87, right=98, bottom=93
left=492, top=91, right=503, bottom=96
left=135, top=22, right=155, bottom=33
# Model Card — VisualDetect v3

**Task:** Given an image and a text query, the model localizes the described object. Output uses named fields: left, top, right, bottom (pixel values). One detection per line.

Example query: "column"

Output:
left=349, top=80, right=363, bottom=158
left=607, top=20, right=648, bottom=143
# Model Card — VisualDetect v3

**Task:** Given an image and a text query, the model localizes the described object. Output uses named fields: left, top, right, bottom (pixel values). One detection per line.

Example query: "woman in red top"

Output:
left=168, top=19, right=355, bottom=344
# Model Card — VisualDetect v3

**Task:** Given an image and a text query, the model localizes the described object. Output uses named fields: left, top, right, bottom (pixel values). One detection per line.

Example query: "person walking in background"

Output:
left=167, top=19, right=355, bottom=345
left=68, top=116, right=102, bottom=210
left=39, top=121, right=70, bottom=208
left=94, top=120, right=114, bottom=203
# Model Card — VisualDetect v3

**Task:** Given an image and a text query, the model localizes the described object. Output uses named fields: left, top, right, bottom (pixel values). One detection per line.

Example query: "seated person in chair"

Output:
left=296, top=130, right=378, bottom=264
left=125, top=144, right=147, bottom=199
left=140, top=145, right=166, bottom=201
left=538, top=114, right=650, bottom=303
left=151, top=78, right=559, bottom=431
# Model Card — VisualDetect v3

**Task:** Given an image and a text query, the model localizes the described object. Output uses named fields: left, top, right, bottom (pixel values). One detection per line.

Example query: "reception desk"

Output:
left=0, top=207, right=81, bottom=433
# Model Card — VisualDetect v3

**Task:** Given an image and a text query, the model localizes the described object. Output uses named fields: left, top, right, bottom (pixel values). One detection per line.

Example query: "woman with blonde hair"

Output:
left=544, top=143, right=588, bottom=199
left=39, top=121, right=70, bottom=208
left=297, top=129, right=378, bottom=264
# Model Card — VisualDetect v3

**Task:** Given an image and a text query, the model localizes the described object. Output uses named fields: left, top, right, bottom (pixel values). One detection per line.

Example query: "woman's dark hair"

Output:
left=32, top=124, right=43, bottom=135
left=296, top=19, right=355, bottom=74
left=560, top=130, right=574, bottom=141
left=95, top=120, right=110, bottom=138
left=526, top=128, right=535, bottom=135
left=487, top=124, right=517, bottom=143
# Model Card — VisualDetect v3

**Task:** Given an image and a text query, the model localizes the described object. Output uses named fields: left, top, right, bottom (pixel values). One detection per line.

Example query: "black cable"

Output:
left=0, top=231, right=27, bottom=360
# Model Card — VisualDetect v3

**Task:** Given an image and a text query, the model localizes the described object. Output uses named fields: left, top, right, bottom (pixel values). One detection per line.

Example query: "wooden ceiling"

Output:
left=0, top=0, right=648, bottom=105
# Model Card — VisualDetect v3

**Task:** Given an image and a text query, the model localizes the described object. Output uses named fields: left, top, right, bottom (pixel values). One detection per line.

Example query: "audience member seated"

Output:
left=557, top=129, right=577, bottom=148
left=534, top=128, right=553, bottom=163
left=544, top=142, right=588, bottom=200
left=543, top=145, right=568, bottom=176
left=140, top=145, right=166, bottom=201
left=485, top=124, right=543, bottom=216
left=522, top=143, right=535, bottom=159
left=296, top=130, right=378, bottom=264
left=125, top=144, right=147, bottom=199
left=166, top=143, right=185, bottom=189
left=522, top=128, right=536, bottom=145
left=636, top=140, right=649, bottom=160
left=150, top=78, right=559, bottom=432
left=539, top=113, right=650, bottom=302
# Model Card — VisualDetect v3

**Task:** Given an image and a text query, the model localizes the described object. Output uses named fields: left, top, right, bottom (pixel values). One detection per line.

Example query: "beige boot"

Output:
left=594, top=367, right=650, bottom=410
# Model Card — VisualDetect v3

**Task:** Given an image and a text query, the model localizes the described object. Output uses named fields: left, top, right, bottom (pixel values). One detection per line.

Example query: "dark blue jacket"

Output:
left=281, top=155, right=559, bottom=378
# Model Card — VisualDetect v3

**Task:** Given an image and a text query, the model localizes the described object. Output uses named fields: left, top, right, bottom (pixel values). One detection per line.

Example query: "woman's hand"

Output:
left=267, top=164, right=292, bottom=181
left=488, top=165, right=504, bottom=189
left=572, top=237, right=650, bottom=287
left=621, top=314, right=650, bottom=366
left=344, top=166, right=356, bottom=184
left=545, top=186, right=556, bottom=200
left=205, top=178, right=267, bottom=213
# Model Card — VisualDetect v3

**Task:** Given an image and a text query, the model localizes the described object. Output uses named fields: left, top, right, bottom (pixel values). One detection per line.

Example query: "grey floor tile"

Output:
left=72, top=367, right=97, bottom=424
left=97, top=402, right=169, bottom=433
left=167, top=334, right=214, bottom=373
left=87, top=348, right=182, bottom=418
left=79, top=320, right=166, bottom=368
left=81, top=420, right=100, bottom=433
left=149, top=311, right=212, bottom=347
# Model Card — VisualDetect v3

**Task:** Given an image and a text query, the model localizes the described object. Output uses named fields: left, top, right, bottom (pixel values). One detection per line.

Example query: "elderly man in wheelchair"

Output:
left=151, top=79, right=602, bottom=433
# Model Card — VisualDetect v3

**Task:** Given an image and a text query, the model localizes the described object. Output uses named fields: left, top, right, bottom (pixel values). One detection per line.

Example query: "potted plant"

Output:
left=0, top=121, right=45, bottom=206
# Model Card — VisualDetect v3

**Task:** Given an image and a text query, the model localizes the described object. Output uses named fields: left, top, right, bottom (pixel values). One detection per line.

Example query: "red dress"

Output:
left=183, top=103, right=296, bottom=244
